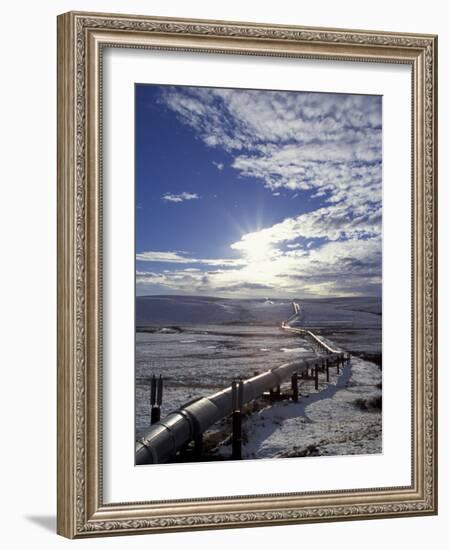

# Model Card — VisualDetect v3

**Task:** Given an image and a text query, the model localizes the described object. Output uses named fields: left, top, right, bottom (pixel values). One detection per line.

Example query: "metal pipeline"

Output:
left=283, top=301, right=348, bottom=357
left=136, top=352, right=344, bottom=465
left=282, top=324, right=349, bottom=357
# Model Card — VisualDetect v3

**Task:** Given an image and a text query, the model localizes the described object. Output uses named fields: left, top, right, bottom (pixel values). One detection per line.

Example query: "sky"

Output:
left=135, top=84, right=382, bottom=299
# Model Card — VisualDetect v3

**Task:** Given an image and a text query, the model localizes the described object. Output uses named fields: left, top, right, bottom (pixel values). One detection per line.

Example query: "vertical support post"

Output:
left=150, top=403, right=160, bottom=425
left=326, top=359, right=330, bottom=382
left=269, top=383, right=281, bottom=402
left=232, top=411, right=242, bottom=460
left=232, top=379, right=243, bottom=460
left=291, top=372, right=298, bottom=402
left=156, top=374, right=163, bottom=406
left=238, top=379, right=244, bottom=412
left=314, top=363, right=319, bottom=390
left=337, top=357, right=340, bottom=374
left=150, top=374, right=163, bottom=425
left=150, top=375, right=156, bottom=425
left=150, top=374, right=156, bottom=406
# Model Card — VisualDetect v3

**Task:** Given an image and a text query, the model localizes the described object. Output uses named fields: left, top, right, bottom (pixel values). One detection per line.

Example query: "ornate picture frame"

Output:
left=57, top=11, right=437, bottom=538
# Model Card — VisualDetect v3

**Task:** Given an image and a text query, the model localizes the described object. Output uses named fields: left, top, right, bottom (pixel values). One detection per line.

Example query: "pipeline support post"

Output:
left=326, top=359, right=330, bottom=382
left=269, top=384, right=281, bottom=403
left=291, top=372, right=298, bottom=402
left=150, top=374, right=163, bottom=425
left=314, top=364, right=319, bottom=390
left=150, top=406, right=160, bottom=425
left=232, top=379, right=244, bottom=460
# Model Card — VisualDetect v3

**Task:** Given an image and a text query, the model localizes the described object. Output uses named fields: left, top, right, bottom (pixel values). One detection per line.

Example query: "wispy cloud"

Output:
left=162, top=192, right=199, bottom=203
left=136, top=250, right=245, bottom=267
left=212, top=161, right=224, bottom=171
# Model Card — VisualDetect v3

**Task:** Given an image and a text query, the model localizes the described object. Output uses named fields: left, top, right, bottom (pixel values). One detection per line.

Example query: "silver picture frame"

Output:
left=57, top=11, right=438, bottom=538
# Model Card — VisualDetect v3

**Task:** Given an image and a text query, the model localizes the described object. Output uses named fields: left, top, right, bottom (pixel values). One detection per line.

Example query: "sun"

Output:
left=246, top=235, right=273, bottom=262
left=231, top=230, right=274, bottom=263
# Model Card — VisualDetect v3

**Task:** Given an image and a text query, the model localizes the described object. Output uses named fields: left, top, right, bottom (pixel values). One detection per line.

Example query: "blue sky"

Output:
left=135, top=84, right=382, bottom=298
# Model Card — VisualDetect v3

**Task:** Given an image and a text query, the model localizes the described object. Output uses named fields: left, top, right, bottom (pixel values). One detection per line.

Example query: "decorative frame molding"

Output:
left=57, top=11, right=438, bottom=538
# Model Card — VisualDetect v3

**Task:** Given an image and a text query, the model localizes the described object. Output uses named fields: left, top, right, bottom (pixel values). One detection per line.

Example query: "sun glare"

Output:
left=245, top=235, right=273, bottom=261
left=231, top=231, right=274, bottom=263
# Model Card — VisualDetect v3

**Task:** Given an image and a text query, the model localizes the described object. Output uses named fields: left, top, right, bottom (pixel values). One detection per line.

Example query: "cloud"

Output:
left=230, top=203, right=380, bottom=258
left=136, top=251, right=191, bottom=263
left=164, top=87, right=380, bottom=151
left=213, top=161, right=224, bottom=170
left=162, top=192, right=199, bottom=203
left=136, top=250, right=245, bottom=267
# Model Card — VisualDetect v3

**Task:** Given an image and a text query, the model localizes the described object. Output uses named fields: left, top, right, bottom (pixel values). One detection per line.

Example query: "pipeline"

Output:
left=282, top=301, right=348, bottom=357
left=282, top=325, right=347, bottom=356
left=136, top=351, right=344, bottom=465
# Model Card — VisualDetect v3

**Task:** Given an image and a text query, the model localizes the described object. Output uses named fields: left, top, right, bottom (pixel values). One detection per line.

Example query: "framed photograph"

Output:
left=57, top=11, right=438, bottom=538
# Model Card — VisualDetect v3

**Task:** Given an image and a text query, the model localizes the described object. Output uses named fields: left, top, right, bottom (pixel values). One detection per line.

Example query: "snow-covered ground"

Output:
left=135, top=296, right=382, bottom=459
left=213, top=355, right=381, bottom=459
left=288, top=297, right=381, bottom=328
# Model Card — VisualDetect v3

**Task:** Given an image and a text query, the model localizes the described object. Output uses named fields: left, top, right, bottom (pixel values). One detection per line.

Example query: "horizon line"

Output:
left=136, top=293, right=382, bottom=300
